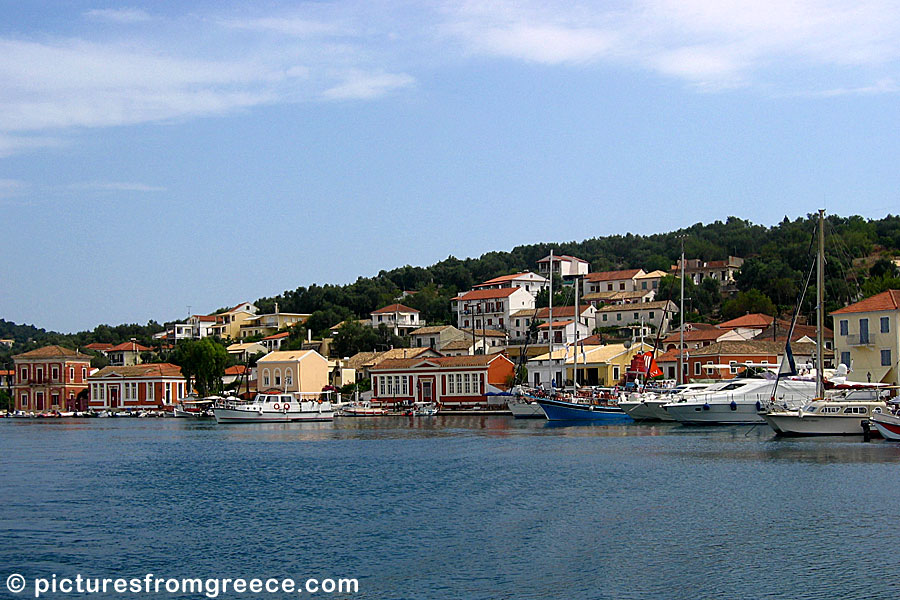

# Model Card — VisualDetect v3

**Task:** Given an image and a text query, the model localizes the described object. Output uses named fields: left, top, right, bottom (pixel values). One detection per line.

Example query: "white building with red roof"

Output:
left=831, top=289, right=900, bottom=385
left=584, top=269, right=646, bottom=294
left=370, top=303, right=422, bottom=336
left=537, top=254, right=589, bottom=278
left=452, top=287, right=535, bottom=331
left=472, top=271, right=549, bottom=298
left=89, top=363, right=186, bottom=411
left=107, top=341, right=152, bottom=366
left=261, top=331, right=290, bottom=352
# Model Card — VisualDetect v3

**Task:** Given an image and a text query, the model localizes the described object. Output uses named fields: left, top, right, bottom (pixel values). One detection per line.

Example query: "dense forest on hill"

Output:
left=3, top=213, right=900, bottom=363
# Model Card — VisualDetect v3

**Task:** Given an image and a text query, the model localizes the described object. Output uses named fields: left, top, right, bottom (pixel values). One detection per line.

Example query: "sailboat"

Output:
left=761, top=210, right=890, bottom=435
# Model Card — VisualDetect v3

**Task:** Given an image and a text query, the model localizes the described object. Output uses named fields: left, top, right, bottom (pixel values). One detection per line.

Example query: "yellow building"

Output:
left=256, top=350, right=328, bottom=394
left=209, top=302, right=258, bottom=340
left=831, top=289, right=899, bottom=385
left=565, top=342, right=655, bottom=387
left=240, top=312, right=311, bottom=338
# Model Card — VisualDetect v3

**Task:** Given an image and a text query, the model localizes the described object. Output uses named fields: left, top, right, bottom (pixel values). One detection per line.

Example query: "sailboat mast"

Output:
left=548, top=250, right=554, bottom=388
left=574, top=275, right=580, bottom=393
left=816, top=209, right=825, bottom=398
left=678, top=237, right=685, bottom=386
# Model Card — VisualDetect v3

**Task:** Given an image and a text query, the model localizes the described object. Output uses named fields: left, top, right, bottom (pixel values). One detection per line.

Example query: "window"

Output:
left=448, top=376, right=455, bottom=394
left=386, top=376, right=393, bottom=396
left=729, top=361, right=738, bottom=374
left=285, top=369, right=293, bottom=386
left=147, top=383, right=154, bottom=401
left=69, top=367, right=74, bottom=380
left=464, top=373, right=471, bottom=394
left=619, top=283, right=626, bottom=290
left=602, top=314, right=608, bottom=322
left=860, top=318, right=869, bottom=344
left=613, top=366, right=620, bottom=380
left=839, top=319, right=848, bottom=336
left=36, top=367, right=43, bottom=383
left=21, top=394, right=28, bottom=407
left=52, top=366, right=59, bottom=380
left=694, top=362, right=701, bottom=375
left=840, top=351, right=850, bottom=367
left=882, top=349, right=892, bottom=367
left=616, top=314, right=622, bottom=321
left=642, top=281, right=647, bottom=290
left=20, top=367, right=27, bottom=381
left=401, top=376, right=408, bottom=396
left=378, top=376, right=385, bottom=396
left=607, top=283, right=613, bottom=291
left=649, top=312, right=655, bottom=319
left=634, top=312, right=639, bottom=320
left=263, top=370, right=270, bottom=387
left=881, top=316, right=890, bottom=334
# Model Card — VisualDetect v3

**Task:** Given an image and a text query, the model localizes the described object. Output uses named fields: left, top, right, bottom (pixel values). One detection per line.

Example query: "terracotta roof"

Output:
left=538, top=320, right=574, bottom=328
left=473, top=272, right=543, bottom=287
left=830, top=290, right=900, bottom=315
left=635, top=270, right=667, bottom=279
left=108, top=341, right=152, bottom=353
left=688, top=340, right=818, bottom=357
left=92, top=363, right=182, bottom=378
left=510, top=309, right=539, bottom=319
left=410, top=325, right=457, bottom=335
left=346, top=347, right=436, bottom=369
left=193, top=315, right=218, bottom=322
left=662, top=327, right=723, bottom=344
left=371, top=303, right=419, bottom=314
left=453, top=288, right=521, bottom=301
left=595, top=300, right=677, bottom=313
left=262, top=332, right=290, bottom=340
left=583, top=290, right=653, bottom=302
left=84, top=343, right=114, bottom=351
left=440, top=339, right=475, bottom=351
left=460, top=328, right=507, bottom=338
left=538, top=254, right=588, bottom=263
left=372, top=354, right=511, bottom=370
left=654, top=349, right=681, bottom=363
left=257, top=350, right=324, bottom=362
left=225, top=365, right=248, bottom=375
left=14, top=345, right=91, bottom=360
left=534, top=306, right=592, bottom=319
left=580, top=334, right=604, bottom=345
left=227, top=301, right=253, bottom=313
left=717, top=313, right=775, bottom=329
left=585, top=269, right=643, bottom=283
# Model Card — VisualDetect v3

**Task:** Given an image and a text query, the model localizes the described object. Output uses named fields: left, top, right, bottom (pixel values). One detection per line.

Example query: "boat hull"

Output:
left=871, top=412, right=900, bottom=440
left=764, top=412, right=872, bottom=435
left=507, top=400, right=546, bottom=419
left=213, top=407, right=334, bottom=423
left=665, top=401, right=765, bottom=425
left=619, top=397, right=673, bottom=421
left=536, top=398, right=631, bottom=422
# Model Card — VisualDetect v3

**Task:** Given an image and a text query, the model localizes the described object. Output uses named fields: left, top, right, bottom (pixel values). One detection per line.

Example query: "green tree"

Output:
left=172, top=338, right=228, bottom=397
left=721, top=290, right=777, bottom=320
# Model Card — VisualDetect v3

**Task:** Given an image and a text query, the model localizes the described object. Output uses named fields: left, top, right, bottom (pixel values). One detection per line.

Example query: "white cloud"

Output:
left=67, top=181, right=167, bottom=193
left=0, top=134, right=66, bottom=158
left=84, top=8, right=152, bottom=24
left=322, top=70, right=415, bottom=100
left=218, top=16, right=344, bottom=37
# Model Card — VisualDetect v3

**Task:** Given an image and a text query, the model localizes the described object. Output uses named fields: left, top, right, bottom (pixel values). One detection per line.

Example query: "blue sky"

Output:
left=2, top=1, right=899, bottom=333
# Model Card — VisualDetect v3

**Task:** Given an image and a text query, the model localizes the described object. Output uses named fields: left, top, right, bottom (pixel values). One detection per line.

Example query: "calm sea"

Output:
left=2, top=417, right=899, bottom=599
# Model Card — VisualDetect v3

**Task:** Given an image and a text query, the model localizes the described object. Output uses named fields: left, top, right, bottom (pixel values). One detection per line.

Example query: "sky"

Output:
left=2, top=1, right=900, bottom=333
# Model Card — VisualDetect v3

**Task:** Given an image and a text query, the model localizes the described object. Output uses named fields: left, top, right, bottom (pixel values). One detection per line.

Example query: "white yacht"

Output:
left=213, top=392, right=334, bottom=423
left=507, top=396, right=546, bottom=419
left=622, top=383, right=712, bottom=421
left=763, top=396, right=887, bottom=436
left=664, top=376, right=817, bottom=425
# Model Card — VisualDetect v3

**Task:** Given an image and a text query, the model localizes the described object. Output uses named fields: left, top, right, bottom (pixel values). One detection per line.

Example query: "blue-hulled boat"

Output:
left=536, top=397, right=632, bottom=422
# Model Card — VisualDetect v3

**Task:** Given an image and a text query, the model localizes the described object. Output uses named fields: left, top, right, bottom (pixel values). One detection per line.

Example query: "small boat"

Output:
left=213, top=391, right=334, bottom=423
left=173, top=397, right=216, bottom=418
left=507, top=395, right=545, bottom=419
left=536, top=396, right=631, bottom=422
left=764, top=398, right=888, bottom=436
left=339, top=402, right=387, bottom=417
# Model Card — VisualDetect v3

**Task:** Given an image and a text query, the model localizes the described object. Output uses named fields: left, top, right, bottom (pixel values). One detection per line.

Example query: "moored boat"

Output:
left=213, top=391, right=334, bottom=423
left=870, top=408, right=900, bottom=440
left=507, top=396, right=545, bottom=419
left=536, top=396, right=630, bottom=422
left=764, top=397, right=888, bottom=436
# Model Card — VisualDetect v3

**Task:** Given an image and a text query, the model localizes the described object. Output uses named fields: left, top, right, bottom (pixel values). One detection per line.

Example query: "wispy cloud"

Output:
left=322, top=70, right=415, bottom=100
left=67, top=181, right=167, bottom=193
left=84, top=8, right=153, bottom=24
left=0, top=178, right=28, bottom=198
left=0, top=134, right=66, bottom=158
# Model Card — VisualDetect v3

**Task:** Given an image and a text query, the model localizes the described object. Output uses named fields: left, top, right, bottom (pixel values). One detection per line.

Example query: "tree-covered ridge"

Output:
left=2, top=213, right=899, bottom=359
left=256, top=214, right=900, bottom=336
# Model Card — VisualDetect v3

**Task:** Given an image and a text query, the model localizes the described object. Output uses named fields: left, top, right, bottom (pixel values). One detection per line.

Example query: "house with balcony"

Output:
left=409, top=325, right=466, bottom=351
left=582, top=289, right=657, bottom=307
left=595, top=300, right=677, bottom=335
left=453, top=287, right=535, bottom=331
left=671, top=256, right=744, bottom=285
left=509, top=309, right=539, bottom=343
left=537, top=254, right=589, bottom=279
left=240, top=311, right=310, bottom=339
left=226, top=342, right=268, bottom=363
left=452, top=329, right=508, bottom=355
left=261, top=331, right=290, bottom=352
left=831, top=289, right=900, bottom=385
left=107, top=341, right=152, bottom=366
left=370, top=304, right=422, bottom=336
left=635, top=270, right=667, bottom=292
left=472, top=272, right=549, bottom=298
left=88, top=363, right=185, bottom=411
left=209, top=301, right=258, bottom=339
left=12, top=345, right=92, bottom=412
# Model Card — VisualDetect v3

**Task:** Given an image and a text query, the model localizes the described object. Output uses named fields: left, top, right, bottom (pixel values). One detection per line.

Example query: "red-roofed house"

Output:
left=107, top=341, right=152, bottom=366
left=830, top=289, right=900, bottom=385
left=370, top=303, right=422, bottom=336
left=472, top=271, right=549, bottom=298
left=536, top=319, right=591, bottom=346
left=84, top=343, right=114, bottom=354
left=261, top=331, right=290, bottom=352
left=89, top=363, right=186, bottom=411
left=453, top=287, right=534, bottom=332
left=584, top=269, right=646, bottom=294
left=671, top=256, right=744, bottom=285
left=537, top=254, right=590, bottom=278
left=718, top=313, right=775, bottom=330
left=369, top=353, right=516, bottom=409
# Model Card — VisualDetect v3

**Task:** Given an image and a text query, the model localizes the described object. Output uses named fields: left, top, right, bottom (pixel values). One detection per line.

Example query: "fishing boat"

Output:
left=507, top=394, right=546, bottom=419
left=765, top=397, right=888, bottom=436
left=173, top=397, right=216, bottom=418
left=339, top=401, right=387, bottom=417
left=536, top=396, right=630, bottom=421
left=212, top=391, right=334, bottom=423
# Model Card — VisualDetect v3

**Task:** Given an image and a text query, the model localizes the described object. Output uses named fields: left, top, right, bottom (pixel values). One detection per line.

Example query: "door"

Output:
left=36, top=392, right=44, bottom=411
left=422, top=380, right=433, bottom=403
left=109, top=386, right=119, bottom=408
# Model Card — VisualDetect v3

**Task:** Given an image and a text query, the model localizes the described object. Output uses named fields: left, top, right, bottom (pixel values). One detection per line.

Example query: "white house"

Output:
left=584, top=269, right=645, bottom=294
left=537, top=254, right=590, bottom=278
left=453, top=287, right=535, bottom=331
left=595, top=300, right=677, bottom=335
left=472, top=272, right=549, bottom=298
left=370, top=304, right=422, bottom=336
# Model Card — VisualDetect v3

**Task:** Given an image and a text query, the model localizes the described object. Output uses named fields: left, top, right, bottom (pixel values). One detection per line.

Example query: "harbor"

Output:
left=2, top=415, right=899, bottom=600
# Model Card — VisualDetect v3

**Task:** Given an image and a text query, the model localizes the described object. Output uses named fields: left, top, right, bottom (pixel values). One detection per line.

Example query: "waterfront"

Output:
left=2, top=417, right=900, bottom=599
